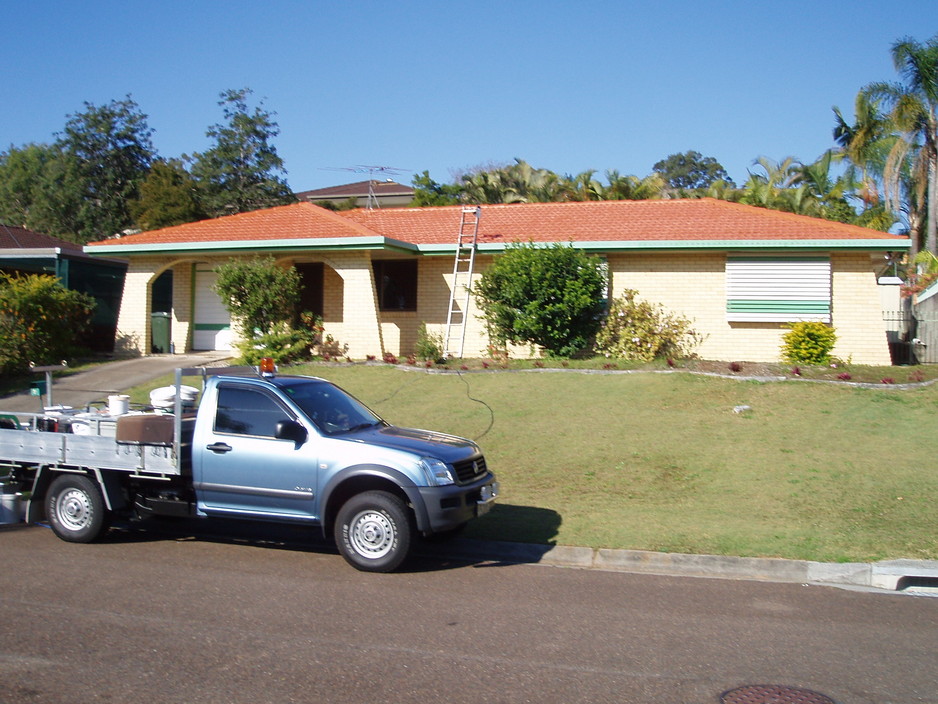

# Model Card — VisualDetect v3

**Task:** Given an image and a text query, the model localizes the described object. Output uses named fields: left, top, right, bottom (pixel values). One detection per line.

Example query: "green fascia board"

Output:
left=416, top=239, right=910, bottom=255
left=84, top=236, right=418, bottom=257
left=84, top=236, right=909, bottom=258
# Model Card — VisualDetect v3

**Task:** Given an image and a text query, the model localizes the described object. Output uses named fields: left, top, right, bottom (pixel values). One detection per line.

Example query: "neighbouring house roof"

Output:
left=84, top=199, right=909, bottom=257
left=0, top=223, right=86, bottom=257
left=294, top=180, right=415, bottom=201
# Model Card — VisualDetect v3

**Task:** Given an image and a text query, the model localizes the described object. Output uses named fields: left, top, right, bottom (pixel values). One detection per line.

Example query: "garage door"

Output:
left=193, top=267, right=232, bottom=351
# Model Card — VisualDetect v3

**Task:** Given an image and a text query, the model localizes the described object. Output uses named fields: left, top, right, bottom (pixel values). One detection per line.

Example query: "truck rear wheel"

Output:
left=335, top=491, right=412, bottom=572
left=47, top=474, right=110, bottom=543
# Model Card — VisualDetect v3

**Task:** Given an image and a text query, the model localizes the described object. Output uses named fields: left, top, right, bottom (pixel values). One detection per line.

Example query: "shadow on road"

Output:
left=89, top=502, right=562, bottom=573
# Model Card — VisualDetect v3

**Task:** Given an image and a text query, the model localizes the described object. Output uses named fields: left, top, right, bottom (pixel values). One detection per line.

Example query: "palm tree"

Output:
left=740, top=156, right=800, bottom=211
left=863, top=34, right=938, bottom=254
left=560, top=170, right=602, bottom=201
left=602, top=170, right=665, bottom=200
left=833, top=92, right=895, bottom=208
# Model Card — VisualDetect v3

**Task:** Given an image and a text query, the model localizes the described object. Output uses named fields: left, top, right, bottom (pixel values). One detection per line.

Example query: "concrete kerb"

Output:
left=423, top=538, right=938, bottom=593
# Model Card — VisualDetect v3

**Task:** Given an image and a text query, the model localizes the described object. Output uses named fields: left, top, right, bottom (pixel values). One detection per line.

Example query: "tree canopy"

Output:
left=652, top=151, right=735, bottom=191
left=190, top=88, right=295, bottom=217
left=57, top=96, right=156, bottom=242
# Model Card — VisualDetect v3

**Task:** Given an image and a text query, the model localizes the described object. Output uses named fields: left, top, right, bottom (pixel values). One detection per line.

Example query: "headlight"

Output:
left=420, top=457, right=456, bottom=486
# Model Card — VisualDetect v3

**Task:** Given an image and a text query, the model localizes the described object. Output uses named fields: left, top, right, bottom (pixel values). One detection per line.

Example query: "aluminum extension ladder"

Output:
left=443, top=206, right=481, bottom=358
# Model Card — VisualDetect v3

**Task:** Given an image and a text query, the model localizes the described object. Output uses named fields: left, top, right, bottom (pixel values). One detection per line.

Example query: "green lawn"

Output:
left=135, top=364, right=938, bottom=563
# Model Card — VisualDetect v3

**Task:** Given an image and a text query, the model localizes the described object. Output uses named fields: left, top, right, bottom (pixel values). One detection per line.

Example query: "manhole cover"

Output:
left=720, top=684, right=837, bottom=704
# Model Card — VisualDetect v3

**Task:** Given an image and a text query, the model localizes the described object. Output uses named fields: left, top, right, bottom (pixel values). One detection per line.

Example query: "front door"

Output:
left=195, top=383, right=319, bottom=519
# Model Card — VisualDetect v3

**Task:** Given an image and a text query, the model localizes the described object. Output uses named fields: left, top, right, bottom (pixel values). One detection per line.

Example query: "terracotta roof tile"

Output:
left=86, top=202, right=378, bottom=247
left=341, top=199, right=906, bottom=244
left=86, top=198, right=908, bottom=251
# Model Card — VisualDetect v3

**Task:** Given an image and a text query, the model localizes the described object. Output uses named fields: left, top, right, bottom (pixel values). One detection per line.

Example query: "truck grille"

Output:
left=453, top=455, right=487, bottom=483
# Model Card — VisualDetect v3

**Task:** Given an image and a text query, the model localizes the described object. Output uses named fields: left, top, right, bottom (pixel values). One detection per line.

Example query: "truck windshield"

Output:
left=278, top=380, right=383, bottom=436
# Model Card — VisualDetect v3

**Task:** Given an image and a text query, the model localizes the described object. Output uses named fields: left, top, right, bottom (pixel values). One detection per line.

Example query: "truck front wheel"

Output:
left=335, top=491, right=412, bottom=572
left=47, top=474, right=110, bottom=543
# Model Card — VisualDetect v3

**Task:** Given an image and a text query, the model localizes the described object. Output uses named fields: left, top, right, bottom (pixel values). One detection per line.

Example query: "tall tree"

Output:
left=57, top=96, right=156, bottom=243
left=0, top=143, right=82, bottom=239
left=191, top=88, right=295, bottom=217
left=863, top=34, right=938, bottom=254
left=652, top=151, right=735, bottom=192
left=130, top=159, right=206, bottom=230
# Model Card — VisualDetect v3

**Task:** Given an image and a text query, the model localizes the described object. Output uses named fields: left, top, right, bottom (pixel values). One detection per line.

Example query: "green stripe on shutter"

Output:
left=726, top=300, right=831, bottom=313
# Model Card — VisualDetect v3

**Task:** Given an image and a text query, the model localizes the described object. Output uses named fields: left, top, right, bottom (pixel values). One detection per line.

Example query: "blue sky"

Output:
left=2, top=1, right=935, bottom=192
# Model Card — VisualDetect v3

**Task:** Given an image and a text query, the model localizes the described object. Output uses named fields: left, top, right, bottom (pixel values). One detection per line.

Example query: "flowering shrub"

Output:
left=594, top=290, right=704, bottom=362
left=0, top=273, right=95, bottom=376
left=780, top=322, right=837, bottom=364
left=236, top=325, right=316, bottom=365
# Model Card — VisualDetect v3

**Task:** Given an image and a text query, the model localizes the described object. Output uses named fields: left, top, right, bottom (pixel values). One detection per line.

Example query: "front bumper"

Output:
left=416, top=473, right=499, bottom=533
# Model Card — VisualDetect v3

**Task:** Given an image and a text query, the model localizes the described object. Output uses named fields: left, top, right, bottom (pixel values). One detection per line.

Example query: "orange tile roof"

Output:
left=86, top=202, right=378, bottom=247
left=86, top=198, right=907, bottom=251
left=342, top=199, right=906, bottom=244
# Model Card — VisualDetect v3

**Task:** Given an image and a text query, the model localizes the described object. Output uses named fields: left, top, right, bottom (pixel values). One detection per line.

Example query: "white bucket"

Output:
left=108, top=394, right=130, bottom=416
left=0, top=490, right=21, bottom=524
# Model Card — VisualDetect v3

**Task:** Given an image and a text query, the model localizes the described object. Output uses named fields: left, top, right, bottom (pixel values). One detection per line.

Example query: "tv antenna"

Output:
left=320, top=164, right=409, bottom=209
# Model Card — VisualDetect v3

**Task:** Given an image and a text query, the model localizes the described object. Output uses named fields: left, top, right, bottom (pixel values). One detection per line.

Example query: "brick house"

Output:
left=84, top=199, right=909, bottom=365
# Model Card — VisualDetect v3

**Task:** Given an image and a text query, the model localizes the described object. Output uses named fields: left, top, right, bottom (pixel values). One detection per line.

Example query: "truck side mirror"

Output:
left=275, top=420, right=308, bottom=445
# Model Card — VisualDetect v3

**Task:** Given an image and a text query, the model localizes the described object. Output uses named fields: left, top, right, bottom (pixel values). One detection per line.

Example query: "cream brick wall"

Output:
left=415, top=256, right=491, bottom=358
left=830, top=252, right=891, bottom=365
left=113, top=248, right=892, bottom=365
left=113, top=257, right=159, bottom=355
left=315, top=252, right=383, bottom=359
left=170, top=263, right=193, bottom=354
left=606, top=251, right=891, bottom=364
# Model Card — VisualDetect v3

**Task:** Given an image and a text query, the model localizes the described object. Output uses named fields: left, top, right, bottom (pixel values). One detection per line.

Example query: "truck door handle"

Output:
left=206, top=442, right=232, bottom=453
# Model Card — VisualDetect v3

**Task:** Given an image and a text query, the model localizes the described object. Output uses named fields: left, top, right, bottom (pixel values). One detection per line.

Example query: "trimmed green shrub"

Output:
left=472, top=242, right=607, bottom=357
left=595, top=289, right=703, bottom=361
left=780, top=321, right=837, bottom=364
left=213, top=257, right=301, bottom=338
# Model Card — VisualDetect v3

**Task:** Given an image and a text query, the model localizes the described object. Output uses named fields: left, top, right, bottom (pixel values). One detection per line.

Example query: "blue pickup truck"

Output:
left=0, top=362, right=498, bottom=572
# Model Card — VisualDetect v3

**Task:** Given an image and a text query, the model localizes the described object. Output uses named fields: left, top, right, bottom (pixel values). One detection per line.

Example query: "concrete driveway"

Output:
left=1, top=353, right=231, bottom=413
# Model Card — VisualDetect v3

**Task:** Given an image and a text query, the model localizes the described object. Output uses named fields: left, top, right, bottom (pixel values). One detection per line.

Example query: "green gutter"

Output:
left=85, top=236, right=909, bottom=258
left=418, top=239, right=910, bottom=254
left=84, top=236, right=418, bottom=257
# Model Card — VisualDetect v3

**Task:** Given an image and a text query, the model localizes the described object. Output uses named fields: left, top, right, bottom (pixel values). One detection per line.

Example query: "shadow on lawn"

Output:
left=463, top=503, right=562, bottom=546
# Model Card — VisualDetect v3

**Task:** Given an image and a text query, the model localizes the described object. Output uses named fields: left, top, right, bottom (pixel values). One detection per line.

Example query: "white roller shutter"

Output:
left=726, top=256, right=831, bottom=323
left=193, top=268, right=232, bottom=350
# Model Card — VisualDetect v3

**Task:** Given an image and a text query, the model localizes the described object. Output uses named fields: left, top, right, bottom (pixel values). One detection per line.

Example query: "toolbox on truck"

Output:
left=115, top=414, right=175, bottom=446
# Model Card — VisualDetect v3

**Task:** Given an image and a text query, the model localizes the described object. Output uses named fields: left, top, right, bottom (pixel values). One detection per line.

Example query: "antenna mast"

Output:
left=320, top=165, right=408, bottom=209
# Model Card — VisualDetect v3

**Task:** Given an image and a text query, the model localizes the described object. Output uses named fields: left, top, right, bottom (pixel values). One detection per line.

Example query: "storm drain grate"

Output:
left=720, top=684, right=837, bottom=704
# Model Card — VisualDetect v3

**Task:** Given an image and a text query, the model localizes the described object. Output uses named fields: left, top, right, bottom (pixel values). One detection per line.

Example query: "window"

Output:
left=214, top=386, right=293, bottom=437
left=726, top=256, right=831, bottom=323
left=373, top=260, right=417, bottom=311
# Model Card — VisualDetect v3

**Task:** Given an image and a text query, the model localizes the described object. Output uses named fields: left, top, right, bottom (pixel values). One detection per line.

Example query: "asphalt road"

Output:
left=1, top=521, right=936, bottom=704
